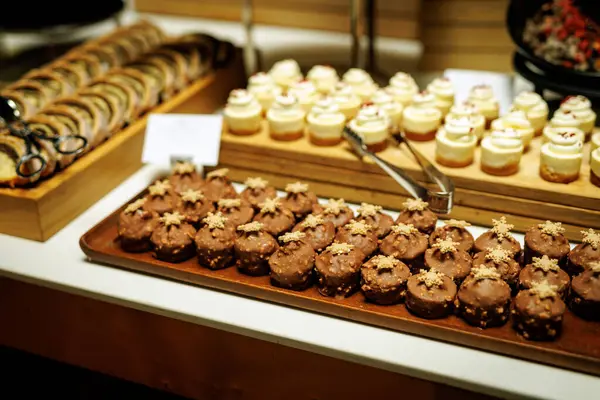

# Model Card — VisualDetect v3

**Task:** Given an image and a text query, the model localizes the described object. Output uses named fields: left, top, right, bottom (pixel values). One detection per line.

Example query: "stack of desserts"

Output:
left=117, top=165, right=600, bottom=341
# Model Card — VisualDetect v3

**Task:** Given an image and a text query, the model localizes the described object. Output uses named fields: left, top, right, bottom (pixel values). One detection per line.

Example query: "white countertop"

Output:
left=1, top=164, right=599, bottom=400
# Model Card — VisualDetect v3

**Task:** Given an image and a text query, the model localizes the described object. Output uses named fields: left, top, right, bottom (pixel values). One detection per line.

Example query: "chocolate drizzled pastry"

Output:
left=241, top=177, right=277, bottom=210
left=269, top=231, right=316, bottom=290
left=429, top=219, right=474, bottom=253
left=380, top=223, right=429, bottom=271
left=195, top=212, right=236, bottom=270
left=424, top=238, right=472, bottom=283
left=150, top=211, right=196, bottom=262
left=355, top=203, right=394, bottom=238
left=176, top=189, right=214, bottom=226
left=143, top=180, right=176, bottom=215
left=117, top=198, right=157, bottom=252
left=203, top=168, right=238, bottom=203
left=568, top=262, right=600, bottom=320
left=253, top=197, right=295, bottom=236
left=513, top=281, right=566, bottom=341
left=472, top=245, right=521, bottom=292
left=519, top=256, right=570, bottom=299
left=292, top=214, right=336, bottom=252
left=234, top=222, right=278, bottom=276
left=335, top=220, right=378, bottom=259
left=313, top=198, right=355, bottom=228
left=406, top=269, right=457, bottom=319
left=217, top=198, right=254, bottom=227
left=568, top=229, right=600, bottom=276
left=282, top=181, right=318, bottom=219
left=456, top=266, right=511, bottom=328
left=473, top=216, right=521, bottom=259
left=361, top=255, right=411, bottom=305
left=314, top=242, right=365, bottom=298
left=524, top=221, right=570, bottom=267
left=396, top=198, right=438, bottom=235
left=169, top=161, right=204, bottom=192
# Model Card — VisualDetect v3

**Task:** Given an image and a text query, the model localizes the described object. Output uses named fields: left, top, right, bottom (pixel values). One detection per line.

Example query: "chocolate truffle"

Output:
left=203, top=168, right=238, bottom=203
left=117, top=198, right=157, bottom=252
left=335, top=220, right=378, bottom=259
left=524, top=221, right=570, bottom=267
left=406, top=269, right=457, bottom=319
left=234, top=221, right=279, bottom=276
left=195, top=212, right=236, bottom=270
left=314, top=198, right=355, bottom=228
left=395, top=198, right=438, bottom=235
left=292, top=214, right=335, bottom=251
left=241, top=177, right=277, bottom=209
left=361, top=255, right=411, bottom=305
left=169, top=161, right=203, bottom=192
left=567, top=229, right=600, bottom=276
left=269, top=231, right=316, bottom=290
left=282, top=181, right=318, bottom=219
left=314, top=242, right=365, bottom=298
left=472, top=245, right=521, bottom=291
left=150, top=211, right=196, bottom=262
left=144, top=180, right=176, bottom=215
left=568, top=262, right=600, bottom=320
left=253, top=197, right=296, bottom=236
left=424, top=238, right=472, bottom=283
left=380, top=223, right=429, bottom=271
left=355, top=203, right=394, bottom=238
left=176, top=188, right=214, bottom=226
left=217, top=198, right=254, bottom=227
left=429, top=219, right=474, bottom=253
left=519, top=256, right=570, bottom=298
left=513, top=281, right=566, bottom=341
left=473, top=216, right=521, bottom=260
left=456, top=266, right=511, bottom=328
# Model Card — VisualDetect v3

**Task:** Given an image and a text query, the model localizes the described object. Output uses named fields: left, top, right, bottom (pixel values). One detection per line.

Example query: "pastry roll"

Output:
left=38, top=106, right=93, bottom=154
left=0, top=130, right=57, bottom=186
left=107, top=68, right=159, bottom=113
left=23, top=70, right=75, bottom=98
left=4, top=80, right=52, bottom=113
left=62, top=53, right=104, bottom=82
left=87, top=79, right=138, bottom=123
left=27, top=116, right=78, bottom=168
left=77, top=89, right=123, bottom=137
left=126, top=60, right=171, bottom=100
left=52, top=97, right=107, bottom=148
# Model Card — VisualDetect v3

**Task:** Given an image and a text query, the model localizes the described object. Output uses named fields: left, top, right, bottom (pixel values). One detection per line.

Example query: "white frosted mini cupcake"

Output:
left=348, top=105, right=390, bottom=152
left=342, top=68, right=378, bottom=103
left=307, top=65, right=339, bottom=94
left=247, top=72, right=282, bottom=114
left=371, top=89, right=403, bottom=133
left=332, top=82, right=362, bottom=121
left=266, top=94, right=306, bottom=141
left=592, top=131, right=600, bottom=153
left=435, top=117, right=477, bottom=168
left=269, top=59, right=303, bottom=91
left=512, top=91, right=548, bottom=136
left=559, top=95, right=596, bottom=137
left=386, top=72, right=419, bottom=107
left=543, top=111, right=581, bottom=140
left=307, top=97, right=346, bottom=146
left=540, top=131, right=583, bottom=184
left=542, top=126, right=585, bottom=144
left=591, top=148, right=600, bottom=187
left=426, top=77, right=455, bottom=117
left=445, top=102, right=486, bottom=140
left=224, top=89, right=262, bottom=135
left=491, top=109, right=535, bottom=150
left=480, top=129, right=524, bottom=176
left=468, top=84, right=500, bottom=127
left=401, top=91, right=443, bottom=141
left=288, top=80, right=321, bottom=114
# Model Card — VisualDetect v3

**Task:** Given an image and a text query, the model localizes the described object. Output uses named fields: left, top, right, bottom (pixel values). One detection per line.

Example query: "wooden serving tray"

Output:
left=80, top=196, right=600, bottom=377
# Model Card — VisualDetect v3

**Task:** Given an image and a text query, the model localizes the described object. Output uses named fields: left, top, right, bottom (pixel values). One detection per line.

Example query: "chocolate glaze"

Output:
left=313, top=202, right=355, bottom=228
left=217, top=200, right=255, bottom=227
left=150, top=220, right=196, bottom=263
left=472, top=251, right=521, bottom=292
left=424, top=247, right=472, bottom=283
left=473, top=231, right=521, bottom=260
left=356, top=211, right=394, bottom=238
left=335, top=223, right=378, bottom=259
left=143, top=193, right=176, bottom=215
left=519, top=262, right=570, bottom=299
left=253, top=204, right=296, bottom=236
left=396, top=209, right=437, bottom=235
left=177, top=195, right=215, bottom=227
left=269, top=240, right=316, bottom=290
left=405, top=271, right=457, bottom=319
left=292, top=215, right=336, bottom=252
left=456, top=275, right=511, bottom=328
left=117, top=208, right=157, bottom=252
left=524, top=225, right=570, bottom=267
left=234, top=230, right=278, bottom=276
left=283, top=191, right=318, bottom=219
left=429, top=225, right=474, bottom=253
left=568, top=242, right=600, bottom=276
left=203, top=175, right=238, bottom=203
left=169, top=171, right=204, bottom=193
left=195, top=223, right=236, bottom=270
left=314, top=246, right=365, bottom=298
left=360, top=256, right=411, bottom=305
left=242, top=186, right=278, bottom=210
left=513, top=289, right=566, bottom=341
left=379, top=229, right=428, bottom=271
left=569, top=268, right=600, bottom=320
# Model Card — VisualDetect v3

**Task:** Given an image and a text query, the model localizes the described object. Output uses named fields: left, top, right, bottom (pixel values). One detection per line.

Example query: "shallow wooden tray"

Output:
left=80, top=194, right=600, bottom=377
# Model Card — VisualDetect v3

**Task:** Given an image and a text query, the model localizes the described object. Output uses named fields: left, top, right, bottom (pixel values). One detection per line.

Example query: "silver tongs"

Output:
left=343, top=127, right=454, bottom=214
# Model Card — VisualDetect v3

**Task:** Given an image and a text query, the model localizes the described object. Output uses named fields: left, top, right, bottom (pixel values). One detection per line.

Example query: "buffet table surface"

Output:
left=1, top=164, right=599, bottom=400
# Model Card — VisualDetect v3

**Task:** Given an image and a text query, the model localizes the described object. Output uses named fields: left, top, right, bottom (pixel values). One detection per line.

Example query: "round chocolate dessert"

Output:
left=519, top=256, right=570, bottom=299
left=395, top=198, right=437, bottom=235
left=292, top=214, right=336, bottom=251
left=429, top=219, right=474, bottom=253
left=405, top=269, right=457, bottom=319
left=241, top=177, right=277, bottom=210
left=234, top=221, right=279, bottom=276
left=269, top=231, right=316, bottom=290
left=380, top=223, right=429, bottom=271
left=472, top=245, right=521, bottom=291
left=568, top=262, right=600, bottom=320
left=424, top=238, right=472, bottom=283
left=150, top=211, right=197, bottom=262
left=176, top=189, right=214, bottom=226
left=314, top=242, right=365, bottom=298
left=361, top=255, right=411, bottom=305
left=203, top=168, right=238, bottom=203
left=456, top=266, right=511, bottom=328
left=473, top=216, right=521, bottom=260
left=355, top=203, right=394, bottom=238
left=195, top=212, right=236, bottom=270
left=117, top=198, right=157, bottom=252
left=169, top=161, right=203, bottom=192
left=567, top=229, right=600, bottom=276
left=524, top=221, right=570, bottom=267
left=253, top=197, right=296, bottom=236
left=282, top=181, right=318, bottom=219
left=335, top=220, right=378, bottom=259
left=313, top=198, right=355, bottom=228
left=512, top=281, right=566, bottom=341
left=217, top=198, right=254, bottom=227
left=143, top=180, right=176, bottom=215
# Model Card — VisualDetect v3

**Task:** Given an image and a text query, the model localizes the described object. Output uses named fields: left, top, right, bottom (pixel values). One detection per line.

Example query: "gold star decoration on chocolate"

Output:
left=237, top=221, right=263, bottom=233
left=372, top=255, right=399, bottom=271
left=206, top=168, right=229, bottom=179
left=344, top=220, right=372, bottom=236
left=581, top=228, right=600, bottom=250
left=280, top=231, right=306, bottom=243
left=245, top=177, right=268, bottom=190
left=323, top=198, right=346, bottom=215
left=391, top=223, right=418, bottom=236
left=532, top=255, right=559, bottom=272
left=485, top=245, right=511, bottom=264
left=285, top=181, right=308, bottom=194
left=445, top=219, right=471, bottom=229
left=203, top=212, right=227, bottom=230
left=357, top=203, right=382, bottom=217
left=160, top=211, right=184, bottom=227
left=148, top=180, right=171, bottom=197
left=529, top=280, right=559, bottom=300
left=491, top=216, right=513, bottom=240
left=417, top=269, right=444, bottom=289
left=403, top=197, right=429, bottom=212
left=432, top=238, right=458, bottom=254
left=538, top=220, right=565, bottom=237
left=124, top=198, right=146, bottom=214
left=327, top=242, right=354, bottom=255
left=172, top=161, right=195, bottom=175
left=180, top=189, right=204, bottom=203
left=471, top=266, right=501, bottom=281
left=301, top=214, right=324, bottom=228
left=259, top=197, right=281, bottom=214
left=218, top=198, right=242, bottom=209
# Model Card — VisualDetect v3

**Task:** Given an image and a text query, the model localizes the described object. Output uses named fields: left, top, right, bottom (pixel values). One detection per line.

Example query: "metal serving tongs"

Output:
left=343, top=127, right=454, bottom=215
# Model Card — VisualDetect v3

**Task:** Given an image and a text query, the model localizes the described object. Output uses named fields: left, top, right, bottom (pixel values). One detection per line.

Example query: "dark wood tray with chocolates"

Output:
left=80, top=167, right=600, bottom=377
